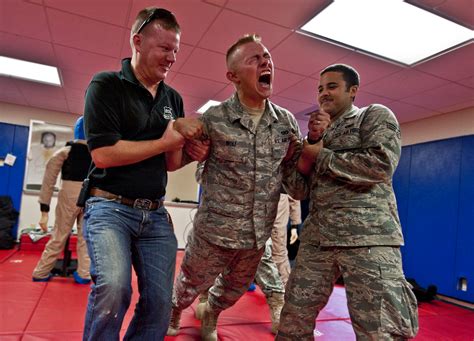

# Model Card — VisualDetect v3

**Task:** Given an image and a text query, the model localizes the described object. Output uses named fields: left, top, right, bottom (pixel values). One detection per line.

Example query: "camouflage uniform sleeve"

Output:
left=281, top=113, right=310, bottom=200
left=38, top=146, right=71, bottom=205
left=195, top=161, right=205, bottom=184
left=315, top=104, right=401, bottom=185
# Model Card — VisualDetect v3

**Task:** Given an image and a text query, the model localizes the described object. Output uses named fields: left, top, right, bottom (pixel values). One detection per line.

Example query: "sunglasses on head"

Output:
left=136, top=8, right=175, bottom=34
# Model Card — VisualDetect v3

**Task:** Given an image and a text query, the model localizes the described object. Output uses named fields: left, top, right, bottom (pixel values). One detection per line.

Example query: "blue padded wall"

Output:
left=405, top=138, right=461, bottom=298
left=454, top=135, right=474, bottom=302
left=394, top=135, right=474, bottom=303
left=0, top=123, right=29, bottom=238
left=393, top=146, right=412, bottom=268
left=0, top=124, right=15, bottom=194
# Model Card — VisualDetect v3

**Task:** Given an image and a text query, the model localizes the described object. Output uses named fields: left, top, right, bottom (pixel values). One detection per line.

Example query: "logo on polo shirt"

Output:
left=163, top=106, right=174, bottom=120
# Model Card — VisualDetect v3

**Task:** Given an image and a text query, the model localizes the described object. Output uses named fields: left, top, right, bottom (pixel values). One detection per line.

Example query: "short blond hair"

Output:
left=226, top=34, right=261, bottom=68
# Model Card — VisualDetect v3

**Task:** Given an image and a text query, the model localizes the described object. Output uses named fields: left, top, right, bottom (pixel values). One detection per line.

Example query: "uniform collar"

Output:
left=224, top=93, right=278, bottom=133
left=225, top=93, right=278, bottom=121
left=332, top=104, right=359, bottom=123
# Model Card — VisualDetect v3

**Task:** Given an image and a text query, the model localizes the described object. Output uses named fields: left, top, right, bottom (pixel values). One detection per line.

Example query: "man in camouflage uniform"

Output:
left=277, top=64, right=419, bottom=340
left=193, top=162, right=285, bottom=334
left=167, top=34, right=302, bottom=340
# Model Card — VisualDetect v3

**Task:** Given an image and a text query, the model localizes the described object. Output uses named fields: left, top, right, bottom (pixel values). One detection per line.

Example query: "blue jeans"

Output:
left=82, top=197, right=177, bottom=341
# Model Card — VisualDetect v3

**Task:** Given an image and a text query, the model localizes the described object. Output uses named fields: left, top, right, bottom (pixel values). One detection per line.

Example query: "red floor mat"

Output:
left=0, top=247, right=18, bottom=263
left=1, top=250, right=473, bottom=340
left=0, top=282, right=45, bottom=334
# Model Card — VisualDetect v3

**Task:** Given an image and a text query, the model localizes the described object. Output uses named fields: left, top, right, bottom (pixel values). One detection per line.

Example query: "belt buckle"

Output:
left=133, top=198, right=153, bottom=210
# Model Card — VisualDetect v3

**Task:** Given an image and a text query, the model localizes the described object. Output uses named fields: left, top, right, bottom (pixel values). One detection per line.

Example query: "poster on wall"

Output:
left=24, top=120, right=74, bottom=192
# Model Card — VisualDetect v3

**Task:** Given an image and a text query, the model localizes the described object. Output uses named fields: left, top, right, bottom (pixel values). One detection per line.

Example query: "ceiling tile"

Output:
left=181, top=95, right=212, bottom=116
left=270, top=96, right=313, bottom=118
left=197, top=9, right=291, bottom=54
left=44, top=0, right=130, bottom=26
left=0, top=0, right=51, bottom=41
left=169, top=44, right=194, bottom=73
left=213, top=84, right=235, bottom=102
left=407, top=0, right=473, bottom=29
left=67, top=99, right=86, bottom=115
left=225, top=0, right=331, bottom=28
left=273, top=69, right=306, bottom=95
left=47, top=8, right=126, bottom=57
left=203, top=0, right=226, bottom=6
left=363, top=69, right=449, bottom=100
left=271, top=33, right=351, bottom=76
left=0, top=32, right=56, bottom=66
left=64, top=87, right=85, bottom=102
left=60, top=70, right=93, bottom=92
left=169, top=73, right=227, bottom=99
left=457, top=76, right=474, bottom=89
left=387, top=100, right=438, bottom=124
left=128, top=0, right=221, bottom=45
left=178, top=48, right=228, bottom=83
left=1, top=0, right=472, bottom=122
left=15, top=79, right=65, bottom=101
left=402, top=83, right=474, bottom=111
left=276, top=78, right=317, bottom=104
left=438, top=100, right=474, bottom=115
left=54, top=45, right=120, bottom=75
left=414, top=43, right=474, bottom=81
left=354, top=91, right=394, bottom=109
left=0, top=77, right=26, bottom=105
left=333, top=51, right=403, bottom=85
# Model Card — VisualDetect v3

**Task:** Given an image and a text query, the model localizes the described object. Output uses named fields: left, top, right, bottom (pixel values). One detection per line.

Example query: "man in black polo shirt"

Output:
left=82, top=7, right=208, bottom=341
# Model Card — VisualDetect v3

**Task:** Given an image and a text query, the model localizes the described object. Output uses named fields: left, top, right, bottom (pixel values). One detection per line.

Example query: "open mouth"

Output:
left=258, top=73, right=271, bottom=88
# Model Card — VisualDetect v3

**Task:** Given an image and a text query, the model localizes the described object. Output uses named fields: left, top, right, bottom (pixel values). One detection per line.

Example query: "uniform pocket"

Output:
left=380, top=270, right=419, bottom=338
left=214, top=143, right=248, bottom=163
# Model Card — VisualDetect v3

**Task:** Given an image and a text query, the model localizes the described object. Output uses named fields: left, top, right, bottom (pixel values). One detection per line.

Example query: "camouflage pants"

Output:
left=255, top=238, right=284, bottom=296
left=277, top=243, right=419, bottom=341
left=172, top=230, right=265, bottom=313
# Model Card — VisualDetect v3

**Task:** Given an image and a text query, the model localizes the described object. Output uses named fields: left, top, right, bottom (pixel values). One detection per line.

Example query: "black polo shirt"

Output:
left=84, top=58, right=184, bottom=200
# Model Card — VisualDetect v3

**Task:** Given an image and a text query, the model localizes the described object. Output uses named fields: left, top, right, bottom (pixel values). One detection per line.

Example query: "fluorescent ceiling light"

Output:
left=0, top=56, right=61, bottom=86
left=300, top=0, right=473, bottom=65
left=197, top=100, right=221, bottom=114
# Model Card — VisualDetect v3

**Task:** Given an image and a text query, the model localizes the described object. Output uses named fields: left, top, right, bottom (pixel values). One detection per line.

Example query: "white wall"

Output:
left=1, top=101, right=473, bottom=237
left=0, top=101, right=79, bottom=127
left=400, top=107, right=474, bottom=146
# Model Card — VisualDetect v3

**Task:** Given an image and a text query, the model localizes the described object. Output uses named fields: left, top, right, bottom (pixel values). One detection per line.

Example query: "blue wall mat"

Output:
left=9, top=125, right=29, bottom=238
left=0, top=124, right=16, bottom=195
left=0, top=123, right=29, bottom=238
left=405, top=138, right=462, bottom=297
left=454, top=135, right=474, bottom=302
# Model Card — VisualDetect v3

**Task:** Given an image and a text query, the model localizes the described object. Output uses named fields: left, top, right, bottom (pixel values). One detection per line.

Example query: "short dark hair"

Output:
left=132, top=7, right=180, bottom=35
left=320, top=64, right=360, bottom=90
left=226, top=34, right=261, bottom=67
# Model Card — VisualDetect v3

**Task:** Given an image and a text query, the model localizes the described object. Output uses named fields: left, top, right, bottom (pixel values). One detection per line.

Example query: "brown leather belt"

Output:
left=90, top=187, right=163, bottom=211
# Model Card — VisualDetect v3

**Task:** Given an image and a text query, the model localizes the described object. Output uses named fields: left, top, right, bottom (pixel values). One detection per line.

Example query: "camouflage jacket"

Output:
left=193, top=94, right=301, bottom=249
left=296, top=104, right=405, bottom=247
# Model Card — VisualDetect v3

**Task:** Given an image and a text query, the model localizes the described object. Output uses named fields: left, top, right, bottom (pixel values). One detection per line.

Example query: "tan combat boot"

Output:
left=166, top=308, right=182, bottom=336
left=267, top=292, right=285, bottom=334
left=200, top=302, right=220, bottom=341
left=195, top=293, right=208, bottom=320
